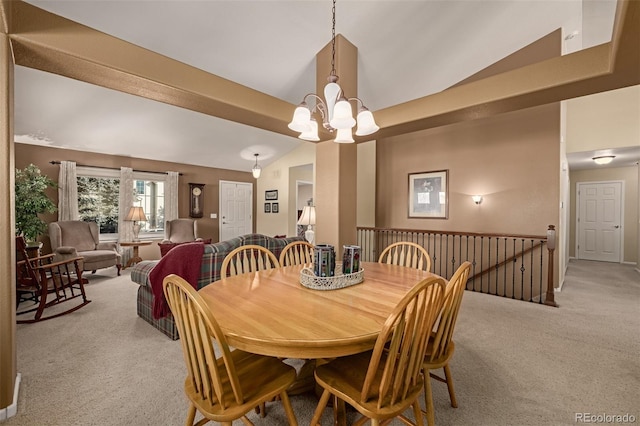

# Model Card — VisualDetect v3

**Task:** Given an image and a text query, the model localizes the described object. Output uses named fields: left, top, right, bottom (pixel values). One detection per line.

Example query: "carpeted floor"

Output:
left=5, top=259, right=639, bottom=426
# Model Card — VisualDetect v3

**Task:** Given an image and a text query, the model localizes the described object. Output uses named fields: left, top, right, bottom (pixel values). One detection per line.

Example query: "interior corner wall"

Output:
left=569, top=166, right=639, bottom=263
left=376, top=103, right=560, bottom=237
left=256, top=143, right=316, bottom=238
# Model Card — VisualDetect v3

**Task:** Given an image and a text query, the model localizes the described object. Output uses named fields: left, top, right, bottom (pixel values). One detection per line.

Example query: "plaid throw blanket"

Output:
left=150, top=242, right=204, bottom=319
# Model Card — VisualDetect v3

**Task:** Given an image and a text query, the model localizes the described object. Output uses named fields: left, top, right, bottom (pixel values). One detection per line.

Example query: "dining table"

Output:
left=198, top=261, right=442, bottom=424
left=198, top=261, right=441, bottom=359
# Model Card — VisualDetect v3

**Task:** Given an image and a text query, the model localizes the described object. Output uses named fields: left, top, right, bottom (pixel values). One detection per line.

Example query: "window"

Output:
left=76, top=167, right=167, bottom=239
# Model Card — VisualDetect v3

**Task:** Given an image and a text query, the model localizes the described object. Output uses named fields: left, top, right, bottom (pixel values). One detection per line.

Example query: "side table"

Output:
left=120, top=241, right=153, bottom=269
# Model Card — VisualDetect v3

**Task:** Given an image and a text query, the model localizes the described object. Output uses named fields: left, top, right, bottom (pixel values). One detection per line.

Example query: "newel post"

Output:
left=544, top=225, right=558, bottom=307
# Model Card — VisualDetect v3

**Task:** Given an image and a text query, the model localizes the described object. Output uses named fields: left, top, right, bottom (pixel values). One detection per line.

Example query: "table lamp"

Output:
left=297, top=205, right=316, bottom=244
left=126, top=206, right=147, bottom=241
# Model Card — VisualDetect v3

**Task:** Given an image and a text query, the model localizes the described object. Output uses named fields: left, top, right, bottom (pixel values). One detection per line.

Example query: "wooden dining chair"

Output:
left=422, top=261, right=472, bottom=426
left=162, top=274, right=299, bottom=426
left=221, top=244, right=280, bottom=279
left=378, top=241, right=432, bottom=272
left=15, top=235, right=90, bottom=323
left=310, top=276, right=446, bottom=426
left=279, top=241, right=314, bottom=266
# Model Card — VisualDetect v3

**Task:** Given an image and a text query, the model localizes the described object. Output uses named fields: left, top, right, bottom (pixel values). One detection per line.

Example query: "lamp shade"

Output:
left=330, top=98, right=356, bottom=130
left=288, top=105, right=312, bottom=133
left=299, top=118, right=320, bottom=141
left=334, top=128, right=355, bottom=143
left=355, top=109, right=380, bottom=136
left=126, top=206, right=146, bottom=222
left=252, top=164, right=262, bottom=178
left=297, top=205, right=316, bottom=226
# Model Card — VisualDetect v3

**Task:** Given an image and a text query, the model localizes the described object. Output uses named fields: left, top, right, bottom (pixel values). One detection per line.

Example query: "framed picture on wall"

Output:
left=272, top=202, right=279, bottom=213
left=408, top=170, right=448, bottom=219
left=265, top=190, right=278, bottom=200
left=264, top=203, right=271, bottom=213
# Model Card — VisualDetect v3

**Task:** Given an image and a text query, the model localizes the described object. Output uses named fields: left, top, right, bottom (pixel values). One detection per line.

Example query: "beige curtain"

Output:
left=165, top=171, right=179, bottom=222
left=57, top=160, right=79, bottom=221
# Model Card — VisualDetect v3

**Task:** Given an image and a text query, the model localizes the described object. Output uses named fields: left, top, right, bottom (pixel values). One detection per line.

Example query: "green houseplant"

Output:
left=15, top=164, right=57, bottom=243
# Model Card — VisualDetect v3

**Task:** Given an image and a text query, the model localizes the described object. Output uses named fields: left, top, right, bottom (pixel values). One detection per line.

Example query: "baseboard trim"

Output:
left=0, top=372, right=21, bottom=420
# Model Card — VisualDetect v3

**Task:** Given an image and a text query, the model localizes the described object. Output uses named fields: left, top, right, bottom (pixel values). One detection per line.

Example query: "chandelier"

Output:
left=287, top=0, right=379, bottom=143
left=251, top=153, right=262, bottom=178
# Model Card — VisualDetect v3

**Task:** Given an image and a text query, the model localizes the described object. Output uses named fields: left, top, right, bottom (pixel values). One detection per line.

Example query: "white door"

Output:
left=219, top=181, right=253, bottom=241
left=576, top=181, right=623, bottom=262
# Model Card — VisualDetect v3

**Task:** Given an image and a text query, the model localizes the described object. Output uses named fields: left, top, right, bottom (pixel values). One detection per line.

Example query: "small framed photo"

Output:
left=272, top=202, right=279, bottom=213
left=408, top=170, right=449, bottom=219
left=265, top=190, right=278, bottom=201
left=264, top=203, right=271, bottom=213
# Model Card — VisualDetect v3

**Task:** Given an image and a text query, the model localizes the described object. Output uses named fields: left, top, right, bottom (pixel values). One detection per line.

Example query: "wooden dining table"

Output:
left=198, top=261, right=442, bottom=424
left=198, top=261, right=440, bottom=359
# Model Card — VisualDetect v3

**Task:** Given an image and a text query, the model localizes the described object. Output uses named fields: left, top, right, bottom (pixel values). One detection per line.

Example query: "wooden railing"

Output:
left=357, top=226, right=557, bottom=306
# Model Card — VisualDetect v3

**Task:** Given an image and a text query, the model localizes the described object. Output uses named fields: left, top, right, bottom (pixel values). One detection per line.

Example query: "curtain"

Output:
left=165, top=171, right=179, bottom=222
left=57, top=161, right=79, bottom=221
left=118, top=167, right=135, bottom=245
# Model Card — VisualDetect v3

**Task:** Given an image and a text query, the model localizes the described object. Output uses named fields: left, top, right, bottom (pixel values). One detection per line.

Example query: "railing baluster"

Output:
left=355, top=226, right=553, bottom=305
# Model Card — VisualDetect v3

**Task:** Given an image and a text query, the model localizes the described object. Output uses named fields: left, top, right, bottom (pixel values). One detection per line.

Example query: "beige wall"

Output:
left=256, top=143, right=315, bottom=237
left=569, top=166, right=639, bottom=263
left=14, top=143, right=255, bottom=255
left=376, top=103, right=561, bottom=236
left=566, top=85, right=640, bottom=153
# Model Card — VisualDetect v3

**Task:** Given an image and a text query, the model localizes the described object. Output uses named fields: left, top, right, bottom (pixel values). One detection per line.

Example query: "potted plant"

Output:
left=15, top=164, right=57, bottom=248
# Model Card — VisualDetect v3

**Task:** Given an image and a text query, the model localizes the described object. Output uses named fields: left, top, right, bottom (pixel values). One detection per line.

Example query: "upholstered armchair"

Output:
left=161, top=218, right=198, bottom=244
left=49, top=221, right=122, bottom=276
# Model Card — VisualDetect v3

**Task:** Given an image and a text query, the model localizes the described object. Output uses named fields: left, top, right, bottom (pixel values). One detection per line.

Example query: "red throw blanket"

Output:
left=150, top=242, right=204, bottom=319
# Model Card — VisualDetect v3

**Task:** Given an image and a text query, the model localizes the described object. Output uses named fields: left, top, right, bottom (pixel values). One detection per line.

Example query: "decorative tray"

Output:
left=299, top=266, right=364, bottom=291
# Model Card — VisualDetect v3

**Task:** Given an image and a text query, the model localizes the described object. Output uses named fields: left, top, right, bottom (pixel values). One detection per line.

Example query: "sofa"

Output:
left=130, top=233, right=303, bottom=339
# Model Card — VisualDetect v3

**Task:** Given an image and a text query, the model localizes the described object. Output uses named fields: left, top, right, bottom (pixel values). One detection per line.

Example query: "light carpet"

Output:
left=4, top=259, right=639, bottom=425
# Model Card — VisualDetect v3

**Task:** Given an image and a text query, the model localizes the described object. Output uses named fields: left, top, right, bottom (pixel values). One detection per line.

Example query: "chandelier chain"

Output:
left=330, top=0, right=336, bottom=76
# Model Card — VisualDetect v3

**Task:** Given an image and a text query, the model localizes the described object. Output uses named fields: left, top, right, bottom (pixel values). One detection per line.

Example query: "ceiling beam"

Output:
left=370, top=0, right=639, bottom=140
left=2, top=0, right=638, bottom=143
left=4, top=0, right=300, bottom=140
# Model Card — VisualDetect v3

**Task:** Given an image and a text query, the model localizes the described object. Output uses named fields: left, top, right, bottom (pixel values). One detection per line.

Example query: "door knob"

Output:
left=614, top=225, right=620, bottom=228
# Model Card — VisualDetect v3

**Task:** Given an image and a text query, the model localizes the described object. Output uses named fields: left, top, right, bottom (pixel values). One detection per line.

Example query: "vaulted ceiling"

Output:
left=2, top=0, right=638, bottom=172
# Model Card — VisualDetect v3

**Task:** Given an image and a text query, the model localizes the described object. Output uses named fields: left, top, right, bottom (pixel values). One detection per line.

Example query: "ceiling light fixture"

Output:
left=288, top=0, right=379, bottom=143
left=592, top=155, right=615, bottom=165
left=252, top=153, right=262, bottom=178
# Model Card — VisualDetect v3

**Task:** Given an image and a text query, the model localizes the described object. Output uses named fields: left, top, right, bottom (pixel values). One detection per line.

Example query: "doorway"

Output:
left=219, top=181, right=253, bottom=241
left=576, top=181, right=623, bottom=262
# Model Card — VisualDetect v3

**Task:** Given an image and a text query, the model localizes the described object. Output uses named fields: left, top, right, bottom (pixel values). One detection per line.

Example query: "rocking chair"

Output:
left=16, top=236, right=91, bottom=323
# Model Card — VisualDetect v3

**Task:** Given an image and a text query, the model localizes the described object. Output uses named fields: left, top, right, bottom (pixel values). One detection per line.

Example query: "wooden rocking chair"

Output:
left=16, top=236, right=91, bottom=323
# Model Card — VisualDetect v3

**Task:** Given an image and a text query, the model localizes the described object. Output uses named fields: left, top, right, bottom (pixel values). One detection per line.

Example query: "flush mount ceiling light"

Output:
left=592, top=155, right=615, bottom=165
left=251, top=153, right=262, bottom=178
left=288, top=0, right=379, bottom=143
